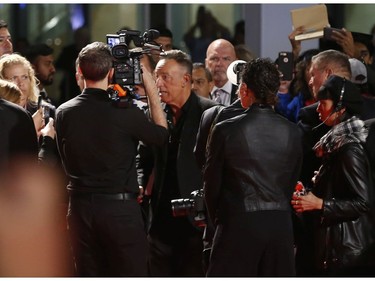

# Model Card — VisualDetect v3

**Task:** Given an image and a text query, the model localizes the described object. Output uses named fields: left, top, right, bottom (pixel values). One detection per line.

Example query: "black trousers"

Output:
left=207, top=210, right=296, bottom=277
left=147, top=220, right=205, bottom=277
left=67, top=193, right=148, bottom=277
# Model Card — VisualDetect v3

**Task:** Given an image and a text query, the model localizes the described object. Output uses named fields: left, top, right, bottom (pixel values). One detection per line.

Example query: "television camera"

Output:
left=106, top=29, right=162, bottom=107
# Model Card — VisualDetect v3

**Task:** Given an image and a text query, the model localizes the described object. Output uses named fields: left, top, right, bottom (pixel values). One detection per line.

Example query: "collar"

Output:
left=212, top=80, right=233, bottom=95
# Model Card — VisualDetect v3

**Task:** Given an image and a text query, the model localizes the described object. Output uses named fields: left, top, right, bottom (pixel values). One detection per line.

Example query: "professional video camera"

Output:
left=106, top=29, right=162, bottom=107
left=171, top=189, right=207, bottom=228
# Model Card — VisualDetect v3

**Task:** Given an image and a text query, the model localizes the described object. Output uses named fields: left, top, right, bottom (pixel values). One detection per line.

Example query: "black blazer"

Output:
left=230, top=84, right=238, bottom=104
left=137, top=92, right=218, bottom=229
left=0, top=99, right=38, bottom=168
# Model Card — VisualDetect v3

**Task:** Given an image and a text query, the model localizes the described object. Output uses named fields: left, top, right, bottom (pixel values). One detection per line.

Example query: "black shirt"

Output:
left=55, top=88, right=168, bottom=193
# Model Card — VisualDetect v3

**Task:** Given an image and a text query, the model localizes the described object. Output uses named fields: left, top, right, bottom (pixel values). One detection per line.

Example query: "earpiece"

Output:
left=334, top=78, right=345, bottom=112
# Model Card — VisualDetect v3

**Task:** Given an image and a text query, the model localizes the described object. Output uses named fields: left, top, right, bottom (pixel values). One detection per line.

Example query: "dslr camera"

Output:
left=171, top=189, right=207, bottom=228
left=106, top=29, right=162, bottom=107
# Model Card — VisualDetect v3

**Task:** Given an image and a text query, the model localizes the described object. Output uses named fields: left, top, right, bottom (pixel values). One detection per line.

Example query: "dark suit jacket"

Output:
left=194, top=99, right=245, bottom=171
left=137, top=92, right=218, bottom=230
left=230, top=84, right=238, bottom=105
left=0, top=99, right=38, bottom=169
left=364, top=118, right=375, bottom=185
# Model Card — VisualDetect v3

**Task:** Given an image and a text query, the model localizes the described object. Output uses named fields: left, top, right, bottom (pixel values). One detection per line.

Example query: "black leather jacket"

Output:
left=204, top=104, right=303, bottom=224
left=312, top=142, right=375, bottom=271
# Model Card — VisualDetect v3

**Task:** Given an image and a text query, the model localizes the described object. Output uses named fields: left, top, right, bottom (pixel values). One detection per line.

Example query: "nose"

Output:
left=155, top=77, right=163, bottom=88
left=316, top=102, right=321, bottom=112
left=308, top=76, right=313, bottom=88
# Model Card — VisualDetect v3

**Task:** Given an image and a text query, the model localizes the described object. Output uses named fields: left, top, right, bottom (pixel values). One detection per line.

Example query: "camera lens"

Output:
left=171, top=199, right=194, bottom=217
left=112, top=44, right=129, bottom=60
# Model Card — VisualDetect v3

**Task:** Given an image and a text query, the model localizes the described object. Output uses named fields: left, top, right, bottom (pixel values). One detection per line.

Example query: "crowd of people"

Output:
left=1, top=6, right=375, bottom=277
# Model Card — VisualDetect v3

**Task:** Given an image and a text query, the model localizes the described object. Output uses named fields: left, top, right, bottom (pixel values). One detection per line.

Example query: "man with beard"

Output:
left=23, top=43, right=56, bottom=106
left=205, top=39, right=238, bottom=106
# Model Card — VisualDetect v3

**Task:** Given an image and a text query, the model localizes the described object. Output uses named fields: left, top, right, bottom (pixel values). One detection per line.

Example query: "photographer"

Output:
left=55, top=41, right=168, bottom=277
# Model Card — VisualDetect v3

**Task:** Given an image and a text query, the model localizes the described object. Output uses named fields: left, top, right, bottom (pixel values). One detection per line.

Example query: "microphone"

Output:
left=312, top=112, right=332, bottom=130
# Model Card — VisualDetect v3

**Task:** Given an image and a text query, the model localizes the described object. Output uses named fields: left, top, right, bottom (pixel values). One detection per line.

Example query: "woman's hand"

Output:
left=32, top=108, right=44, bottom=137
left=291, top=191, right=323, bottom=213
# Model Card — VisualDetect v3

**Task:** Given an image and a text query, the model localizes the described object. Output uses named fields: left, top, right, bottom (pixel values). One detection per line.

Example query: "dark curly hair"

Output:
left=241, top=58, right=280, bottom=106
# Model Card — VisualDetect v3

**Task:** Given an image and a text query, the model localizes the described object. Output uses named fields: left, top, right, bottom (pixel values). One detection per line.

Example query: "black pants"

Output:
left=207, top=210, right=296, bottom=277
left=67, top=194, right=148, bottom=277
left=147, top=219, right=205, bottom=277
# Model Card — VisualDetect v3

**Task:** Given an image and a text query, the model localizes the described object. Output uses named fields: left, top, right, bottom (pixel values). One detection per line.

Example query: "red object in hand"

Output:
left=294, top=181, right=306, bottom=196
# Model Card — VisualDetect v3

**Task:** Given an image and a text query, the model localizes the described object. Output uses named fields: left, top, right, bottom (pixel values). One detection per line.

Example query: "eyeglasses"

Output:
left=6, top=75, right=30, bottom=83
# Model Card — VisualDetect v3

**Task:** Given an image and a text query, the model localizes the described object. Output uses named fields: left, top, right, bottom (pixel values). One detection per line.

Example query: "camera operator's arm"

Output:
left=142, top=66, right=167, bottom=129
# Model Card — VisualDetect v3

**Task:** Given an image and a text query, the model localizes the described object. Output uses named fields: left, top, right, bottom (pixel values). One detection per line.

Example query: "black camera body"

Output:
left=106, top=29, right=161, bottom=107
left=171, top=189, right=207, bottom=228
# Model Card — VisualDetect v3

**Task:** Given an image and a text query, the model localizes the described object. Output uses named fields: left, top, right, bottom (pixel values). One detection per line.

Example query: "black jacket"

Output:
left=204, top=104, right=303, bottom=224
left=312, top=142, right=375, bottom=271
left=0, top=99, right=38, bottom=168
left=137, top=92, right=218, bottom=230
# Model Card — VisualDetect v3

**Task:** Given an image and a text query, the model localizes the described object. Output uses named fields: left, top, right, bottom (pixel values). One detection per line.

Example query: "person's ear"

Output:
left=108, top=68, right=114, bottom=83
left=182, top=73, right=191, bottom=87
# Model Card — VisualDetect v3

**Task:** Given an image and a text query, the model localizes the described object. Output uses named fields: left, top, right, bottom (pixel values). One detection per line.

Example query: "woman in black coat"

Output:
left=292, top=75, right=375, bottom=276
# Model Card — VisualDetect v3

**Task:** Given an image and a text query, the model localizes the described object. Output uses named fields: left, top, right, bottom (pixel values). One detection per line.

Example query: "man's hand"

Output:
left=330, top=28, right=355, bottom=58
left=289, top=26, right=304, bottom=60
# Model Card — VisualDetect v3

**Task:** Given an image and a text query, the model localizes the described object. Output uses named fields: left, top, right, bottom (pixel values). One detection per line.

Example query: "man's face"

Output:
left=34, top=55, right=56, bottom=87
left=308, top=62, right=328, bottom=99
left=0, top=27, right=13, bottom=56
left=154, top=36, right=173, bottom=52
left=192, top=67, right=212, bottom=99
left=152, top=36, right=173, bottom=63
left=154, top=59, right=188, bottom=107
left=205, top=44, right=236, bottom=87
left=354, top=42, right=373, bottom=65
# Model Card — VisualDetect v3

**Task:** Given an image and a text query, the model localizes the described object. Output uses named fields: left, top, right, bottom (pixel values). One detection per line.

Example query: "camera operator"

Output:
left=55, top=41, right=168, bottom=277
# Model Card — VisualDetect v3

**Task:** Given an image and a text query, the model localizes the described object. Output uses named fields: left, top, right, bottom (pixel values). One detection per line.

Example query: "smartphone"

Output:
left=323, top=27, right=344, bottom=41
left=278, top=52, right=294, bottom=81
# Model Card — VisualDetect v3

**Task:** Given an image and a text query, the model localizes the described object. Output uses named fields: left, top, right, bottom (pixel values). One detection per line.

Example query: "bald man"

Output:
left=205, top=39, right=238, bottom=106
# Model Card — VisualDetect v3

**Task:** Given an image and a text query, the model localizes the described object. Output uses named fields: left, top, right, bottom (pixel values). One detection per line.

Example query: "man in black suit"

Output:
left=205, top=39, right=238, bottom=106
left=137, top=50, right=217, bottom=276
